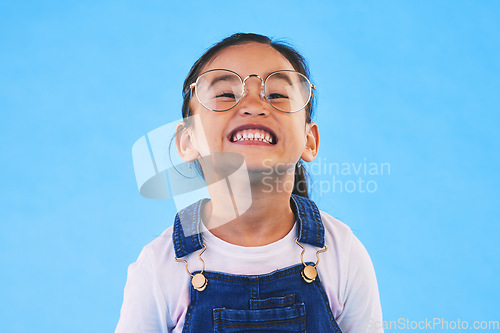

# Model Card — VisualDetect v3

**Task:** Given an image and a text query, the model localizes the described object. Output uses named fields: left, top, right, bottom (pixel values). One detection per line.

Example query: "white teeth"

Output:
left=231, top=129, right=274, bottom=144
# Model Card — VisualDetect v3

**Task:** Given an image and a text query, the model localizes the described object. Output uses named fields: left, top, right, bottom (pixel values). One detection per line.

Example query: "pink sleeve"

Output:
left=337, top=235, right=384, bottom=333
left=115, top=248, right=170, bottom=333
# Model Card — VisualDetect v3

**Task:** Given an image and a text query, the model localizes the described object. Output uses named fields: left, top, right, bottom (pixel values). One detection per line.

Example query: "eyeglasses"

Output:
left=189, top=69, right=315, bottom=113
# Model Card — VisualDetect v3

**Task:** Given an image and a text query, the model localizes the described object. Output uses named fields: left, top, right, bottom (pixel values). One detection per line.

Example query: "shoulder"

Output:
left=319, top=210, right=374, bottom=272
left=320, top=211, right=356, bottom=254
left=122, top=226, right=176, bottom=289
left=317, top=211, right=359, bottom=279
left=320, top=211, right=353, bottom=236
left=138, top=226, right=176, bottom=270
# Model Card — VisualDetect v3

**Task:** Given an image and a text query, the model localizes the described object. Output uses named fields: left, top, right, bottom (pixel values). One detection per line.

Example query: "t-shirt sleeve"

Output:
left=336, top=235, right=384, bottom=333
left=115, top=247, right=170, bottom=333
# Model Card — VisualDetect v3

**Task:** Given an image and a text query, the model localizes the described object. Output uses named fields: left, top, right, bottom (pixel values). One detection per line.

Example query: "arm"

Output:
left=115, top=248, right=170, bottom=333
left=337, top=235, right=384, bottom=333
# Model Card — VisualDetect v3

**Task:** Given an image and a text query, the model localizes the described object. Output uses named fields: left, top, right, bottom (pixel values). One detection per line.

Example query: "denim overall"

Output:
left=173, top=194, right=343, bottom=333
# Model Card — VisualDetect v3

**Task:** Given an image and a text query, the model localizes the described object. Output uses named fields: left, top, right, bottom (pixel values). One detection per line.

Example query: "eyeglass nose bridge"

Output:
left=241, top=74, right=265, bottom=100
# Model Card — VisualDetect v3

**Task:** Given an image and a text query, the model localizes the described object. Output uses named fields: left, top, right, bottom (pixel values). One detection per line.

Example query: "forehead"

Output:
left=201, top=42, right=296, bottom=78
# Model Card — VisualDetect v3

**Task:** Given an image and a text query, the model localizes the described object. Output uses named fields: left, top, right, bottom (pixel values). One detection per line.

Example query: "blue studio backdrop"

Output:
left=1, top=1, right=499, bottom=332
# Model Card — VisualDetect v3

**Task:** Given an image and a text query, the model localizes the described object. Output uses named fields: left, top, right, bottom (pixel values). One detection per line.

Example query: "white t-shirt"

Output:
left=115, top=211, right=383, bottom=333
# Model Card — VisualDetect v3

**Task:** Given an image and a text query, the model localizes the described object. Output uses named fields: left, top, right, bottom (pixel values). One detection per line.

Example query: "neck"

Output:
left=202, top=171, right=298, bottom=247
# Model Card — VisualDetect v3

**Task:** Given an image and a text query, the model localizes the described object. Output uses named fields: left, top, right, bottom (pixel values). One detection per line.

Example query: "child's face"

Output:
left=179, top=42, right=319, bottom=173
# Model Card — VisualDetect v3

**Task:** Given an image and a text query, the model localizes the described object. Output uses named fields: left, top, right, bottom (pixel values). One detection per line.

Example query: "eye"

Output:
left=216, top=92, right=237, bottom=99
left=267, top=93, right=289, bottom=100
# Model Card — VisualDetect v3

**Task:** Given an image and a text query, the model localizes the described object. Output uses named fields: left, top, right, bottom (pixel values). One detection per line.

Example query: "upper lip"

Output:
left=228, top=124, right=278, bottom=144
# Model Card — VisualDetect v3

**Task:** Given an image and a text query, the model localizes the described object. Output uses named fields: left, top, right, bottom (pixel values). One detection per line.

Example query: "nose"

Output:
left=238, top=75, right=269, bottom=117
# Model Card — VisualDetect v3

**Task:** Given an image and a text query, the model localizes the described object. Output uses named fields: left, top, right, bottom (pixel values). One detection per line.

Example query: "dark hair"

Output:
left=181, top=33, right=314, bottom=198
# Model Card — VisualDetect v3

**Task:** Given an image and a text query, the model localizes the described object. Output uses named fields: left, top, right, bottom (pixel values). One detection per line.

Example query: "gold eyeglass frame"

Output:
left=189, top=69, right=316, bottom=113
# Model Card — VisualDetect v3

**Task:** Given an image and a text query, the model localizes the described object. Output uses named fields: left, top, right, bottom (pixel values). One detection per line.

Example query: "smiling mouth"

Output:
left=229, top=127, right=277, bottom=145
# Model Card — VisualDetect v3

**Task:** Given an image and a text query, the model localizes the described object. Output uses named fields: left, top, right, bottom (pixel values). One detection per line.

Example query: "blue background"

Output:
left=1, top=1, right=499, bottom=332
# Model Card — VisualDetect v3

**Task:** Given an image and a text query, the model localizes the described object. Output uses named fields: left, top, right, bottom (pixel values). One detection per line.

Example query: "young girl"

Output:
left=116, top=33, right=383, bottom=333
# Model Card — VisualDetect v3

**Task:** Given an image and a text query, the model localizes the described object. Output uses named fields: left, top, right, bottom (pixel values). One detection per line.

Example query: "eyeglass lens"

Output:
left=195, top=70, right=311, bottom=112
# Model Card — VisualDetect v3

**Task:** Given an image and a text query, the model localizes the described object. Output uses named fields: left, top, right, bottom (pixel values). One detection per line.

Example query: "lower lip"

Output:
left=230, top=139, right=274, bottom=146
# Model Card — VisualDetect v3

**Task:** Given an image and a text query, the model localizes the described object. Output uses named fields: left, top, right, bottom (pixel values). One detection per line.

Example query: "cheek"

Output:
left=291, top=122, right=310, bottom=152
left=191, top=118, right=227, bottom=154
left=289, top=119, right=309, bottom=141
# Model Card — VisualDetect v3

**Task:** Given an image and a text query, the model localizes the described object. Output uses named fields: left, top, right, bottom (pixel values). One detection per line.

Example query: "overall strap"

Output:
left=172, top=199, right=205, bottom=258
left=290, top=194, right=325, bottom=248
left=172, top=195, right=325, bottom=258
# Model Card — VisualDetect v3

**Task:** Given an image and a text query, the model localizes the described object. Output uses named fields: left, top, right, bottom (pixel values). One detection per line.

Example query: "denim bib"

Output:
left=172, top=194, right=342, bottom=333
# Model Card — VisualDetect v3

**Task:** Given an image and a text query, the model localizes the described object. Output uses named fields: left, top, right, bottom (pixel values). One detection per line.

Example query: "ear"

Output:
left=175, top=122, right=200, bottom=162
left=301, top=122, right=319, bottom=162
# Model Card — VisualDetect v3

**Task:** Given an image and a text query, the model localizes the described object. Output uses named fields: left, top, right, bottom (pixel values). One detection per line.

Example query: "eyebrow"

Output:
left=205, top=71, right=297, bottom=86
left=208, top=74, right=239, bottom=86
left=268, top=72, right=294, bottom=85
